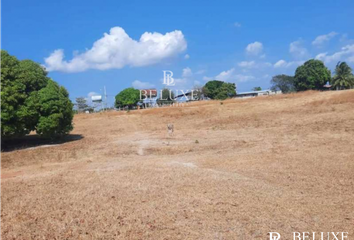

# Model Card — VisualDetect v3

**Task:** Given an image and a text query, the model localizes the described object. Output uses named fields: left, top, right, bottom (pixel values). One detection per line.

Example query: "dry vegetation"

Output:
left=1, top=90, right=354, bottom=239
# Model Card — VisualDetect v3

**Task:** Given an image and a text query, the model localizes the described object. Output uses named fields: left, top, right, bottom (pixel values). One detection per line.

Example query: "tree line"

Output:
left=113, top=81, right=237, bottom=109
left=114, top=59, right=354, bottom=110
left=271, top=59, right=354, bottom=93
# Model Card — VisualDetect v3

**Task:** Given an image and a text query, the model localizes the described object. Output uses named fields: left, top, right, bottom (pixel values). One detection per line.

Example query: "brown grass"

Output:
left=2, top=90, right=354, bottom=239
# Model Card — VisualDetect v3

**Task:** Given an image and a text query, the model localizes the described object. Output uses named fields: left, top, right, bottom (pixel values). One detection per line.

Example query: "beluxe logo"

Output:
left=139, top=70, right=202, bottom=103
left=163, top=70, right=175, bottom=86
left=269, top=232, right=349, bottom=240
left=269, top=232, right=281, bottom=240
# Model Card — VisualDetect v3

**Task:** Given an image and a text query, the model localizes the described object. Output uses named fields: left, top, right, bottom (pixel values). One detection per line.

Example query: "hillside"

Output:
left=2, top=90, right=354, bottom=239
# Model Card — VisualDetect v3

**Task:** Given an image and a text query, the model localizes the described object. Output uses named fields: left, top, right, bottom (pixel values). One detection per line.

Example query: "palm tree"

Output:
left=332, top=62, right=354, bottom=90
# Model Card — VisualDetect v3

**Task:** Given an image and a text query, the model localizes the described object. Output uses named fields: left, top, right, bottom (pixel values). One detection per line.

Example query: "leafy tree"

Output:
left=204, top=80, right=236, bottom=100
left=115, top=88, right=140, bottom=109
left=252, top=87, right=262, bottom=91
left=157, top=88, right=175, bottom=105
left=36, top=80, right=74, bottom=138
left=332, top=62, right=354, bottom=90
left=270, top=74, right=295, bottom=93
left=294, top=59, right=331, bottom=91
left=75, top=97, right=89, bottom=112
left=1, top=50, right=74, bottom=139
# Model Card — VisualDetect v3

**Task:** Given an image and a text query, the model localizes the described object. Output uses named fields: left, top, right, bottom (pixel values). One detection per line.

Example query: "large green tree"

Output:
left=270, top=74, right=295, bottom=93
left=332, top=62, right=354, bottom=90
left=204, top=80, right=236, bottom=100
left=294, top=59, right=331, bottom=91
left=1, top=50, right=74, bottom=139
left=115, top=88, right=140, bottom=109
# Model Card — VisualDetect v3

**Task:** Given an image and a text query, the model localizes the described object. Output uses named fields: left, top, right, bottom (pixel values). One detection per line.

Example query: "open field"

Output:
left=1, top=90, right=354, bottom=239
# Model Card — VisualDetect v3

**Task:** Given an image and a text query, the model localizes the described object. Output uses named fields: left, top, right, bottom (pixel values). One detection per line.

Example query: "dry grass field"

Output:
left=1, top=90, right=354, bottom=239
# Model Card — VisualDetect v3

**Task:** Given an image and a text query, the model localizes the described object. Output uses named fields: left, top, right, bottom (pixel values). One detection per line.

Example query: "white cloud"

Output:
left=184, top=54, right=190, bottom=59
left=182, top=67, right=192, bottom=78
left=312, top=32, right=338, bottom=46
left=237, top=61, right=272, bottom=69
left=315, top=44, right=354, bottom=63
left=214, top=68, right=255, bottom=82
left=132, top=80, right=155, bottom=89
left=238, top=61, right=255, bottom=68
left=234, top=22, right=242, bottom=28
left=44, top=27, right=187, bottom=72
left=274, top=59, right=305, bottom=68
left=274, top=60, right=287, bottom=68
left=215, top=68, right=236, bottom=81
left=245, top=41, right=263, bottom=56
left=289, top=40, right=308, bottom=59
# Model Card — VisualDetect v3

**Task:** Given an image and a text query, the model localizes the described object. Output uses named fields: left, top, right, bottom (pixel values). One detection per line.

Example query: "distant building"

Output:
left=235, top=90, right=282, bottom=98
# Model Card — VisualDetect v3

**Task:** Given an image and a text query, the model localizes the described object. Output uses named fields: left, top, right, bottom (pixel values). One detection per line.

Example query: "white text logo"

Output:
left=163, top=70, right=175, bottom=86
left=269, top=232, right=281, bottom=240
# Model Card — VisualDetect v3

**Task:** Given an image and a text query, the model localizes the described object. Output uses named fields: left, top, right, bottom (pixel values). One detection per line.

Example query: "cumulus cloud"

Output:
left=184, top=54, right=190, bottom=59
left=44, top=27, right=187, bottom=72
left=312, top=32, right=338, bottom=46
left=245, top=42, right=263, bottom=56
left=214, top=68, right=255, bottom=82
left=132, top=80, right=155, bottom=89
left=315, top=44, right=354, bottom=63
left=289, top=40, right=308, bottom=59
left=238, top=61, right=255, bottom=68
left=182, top=67, right=192, bottom=78
left=274, top=59, right=305, bottom=68
left=238, top=61, right=272, bottom=69
left=215, top=68, right=235, bottom=81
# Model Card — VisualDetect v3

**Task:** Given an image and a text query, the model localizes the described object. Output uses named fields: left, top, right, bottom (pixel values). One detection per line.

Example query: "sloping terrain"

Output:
left=1, top=90, right=354, bottom=239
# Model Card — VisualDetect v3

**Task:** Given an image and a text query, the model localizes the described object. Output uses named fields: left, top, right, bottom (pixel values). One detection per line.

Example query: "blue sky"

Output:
left=3, top=0, right=354, bottom=105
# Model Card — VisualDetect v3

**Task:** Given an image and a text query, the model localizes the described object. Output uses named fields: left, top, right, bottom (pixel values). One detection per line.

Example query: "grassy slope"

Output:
left=1, top=90, right=354, bottom=239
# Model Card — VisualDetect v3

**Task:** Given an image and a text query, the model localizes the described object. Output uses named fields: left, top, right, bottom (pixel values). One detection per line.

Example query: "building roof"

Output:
left=236, top=90, right=272, bottom=95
